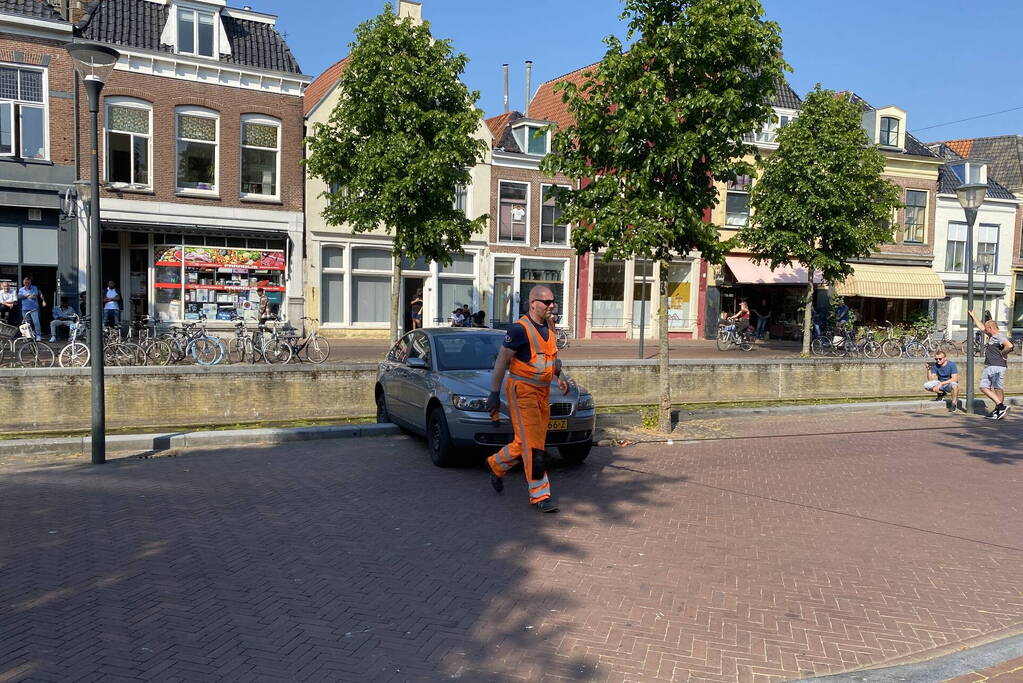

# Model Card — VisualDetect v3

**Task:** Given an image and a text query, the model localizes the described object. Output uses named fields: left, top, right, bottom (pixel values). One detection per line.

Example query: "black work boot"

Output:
left=489, top=473, right=504, bottom=494
left=536, top=498, right=559, bottom=513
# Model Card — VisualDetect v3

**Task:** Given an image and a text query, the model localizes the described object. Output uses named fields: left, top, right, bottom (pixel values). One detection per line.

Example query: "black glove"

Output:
left=485, top=391, right=500, bottom=413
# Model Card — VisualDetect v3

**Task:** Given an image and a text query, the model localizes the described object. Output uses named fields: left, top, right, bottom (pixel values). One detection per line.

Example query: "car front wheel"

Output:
left=427, top=407, right=458, bottom=467
left=559, top=442, right=591, bottom=464
left=375, top=388, right=390, bottom=423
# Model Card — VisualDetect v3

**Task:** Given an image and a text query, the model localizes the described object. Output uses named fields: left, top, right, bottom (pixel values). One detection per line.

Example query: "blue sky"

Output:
left=267, top=0, right=1023, bottom=142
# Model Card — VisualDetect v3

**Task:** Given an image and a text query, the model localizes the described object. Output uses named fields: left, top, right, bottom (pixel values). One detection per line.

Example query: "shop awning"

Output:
left=834, top=264, right=945, bottom=300
left=102, top=220, right=289, bottom=241
left=0, top=189, right=61, bottom=209
left=724, top=256, right=823, bottom=285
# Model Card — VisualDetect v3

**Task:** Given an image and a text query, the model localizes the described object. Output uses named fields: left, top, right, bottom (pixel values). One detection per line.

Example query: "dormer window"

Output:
left=177, top=7, right=216, bottom=57
left=526, top=126, right=548, bottom=155
left=880, top=116, right=899, bottom=147
left=950, top=162, right=986, bottom=185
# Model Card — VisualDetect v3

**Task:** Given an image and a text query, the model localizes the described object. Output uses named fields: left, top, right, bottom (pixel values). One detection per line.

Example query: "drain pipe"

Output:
left=524, top=60, right=532, bottom=113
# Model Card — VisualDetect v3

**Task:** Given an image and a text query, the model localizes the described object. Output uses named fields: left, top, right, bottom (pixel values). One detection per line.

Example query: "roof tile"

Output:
left=0, top=0, right=64, bottom=21
left=304, top=56, right=348, bottom=115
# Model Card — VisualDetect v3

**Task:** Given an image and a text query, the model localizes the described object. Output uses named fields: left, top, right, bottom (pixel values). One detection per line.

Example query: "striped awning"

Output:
left=834, top=264, right=946, bottom=300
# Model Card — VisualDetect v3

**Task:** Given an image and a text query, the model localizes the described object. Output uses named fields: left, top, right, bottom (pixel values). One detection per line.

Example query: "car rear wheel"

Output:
left=558, top=442, right=591, bottom=464
left=375, top=388, right=390, bottom=423
left=427, top=407, right=459, bottom=467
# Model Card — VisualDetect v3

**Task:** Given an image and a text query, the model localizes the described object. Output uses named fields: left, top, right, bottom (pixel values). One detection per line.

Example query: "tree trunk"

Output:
left=801, top=267, right=814, bottom=357
left=391, top=258, right=402, bottom=343
left=658, top=260, right=672, bottom=433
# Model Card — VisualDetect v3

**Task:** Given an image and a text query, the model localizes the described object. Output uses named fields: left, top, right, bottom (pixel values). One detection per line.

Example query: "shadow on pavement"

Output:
left=0, top=436, right=685, bottom=680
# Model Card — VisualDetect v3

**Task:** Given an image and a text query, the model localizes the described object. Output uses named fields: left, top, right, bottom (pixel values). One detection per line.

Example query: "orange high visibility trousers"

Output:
left=487, top=376, right=552, bottom=503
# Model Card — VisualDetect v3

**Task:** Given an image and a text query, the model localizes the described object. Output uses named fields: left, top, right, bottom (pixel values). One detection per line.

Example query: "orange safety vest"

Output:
left=508, top=315, right=557, bottom=387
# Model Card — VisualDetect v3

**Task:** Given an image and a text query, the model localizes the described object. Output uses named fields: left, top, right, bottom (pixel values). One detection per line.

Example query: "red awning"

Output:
left=724, top=256, right=823, bottom=285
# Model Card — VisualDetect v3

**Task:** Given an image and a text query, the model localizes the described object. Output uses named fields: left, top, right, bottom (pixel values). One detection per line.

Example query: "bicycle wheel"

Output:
left=143, top=339, right=173, bottom=366
left=303, top=336, right=330, bottom=364
left=189, top=338, right=221, bottom=366
left=58, top=342, right=90, bottom=368
left=167, top=336, right=187, bottom=363
left=227, top=337, right=247, bottom=364
left=880, top=339, right=902, bottom=358
left=904, top=341, right=926, bottom=359
left=716, top=330, right=733, bottom=351
left=264, top=339, right=293, bottom=364
left=555, top=328, right=568, bottom=350
left=18, top=341, right=53, bottom=367
left=862, top=340, right=882, bottom=359
left=810, top=338, right=826, bottom=356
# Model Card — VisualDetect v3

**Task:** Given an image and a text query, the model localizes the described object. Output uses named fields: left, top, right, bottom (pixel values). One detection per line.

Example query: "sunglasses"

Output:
left=531, top=299, right=556, bottom=306
left=934, top=357, right=945, bottom=361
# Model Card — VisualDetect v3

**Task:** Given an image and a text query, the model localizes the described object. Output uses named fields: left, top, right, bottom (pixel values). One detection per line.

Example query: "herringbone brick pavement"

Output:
left=1, top=410, right=1021, bottom=682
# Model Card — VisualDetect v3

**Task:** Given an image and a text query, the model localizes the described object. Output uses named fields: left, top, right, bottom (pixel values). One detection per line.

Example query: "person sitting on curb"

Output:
left=924, top=351, right=959, bottom=412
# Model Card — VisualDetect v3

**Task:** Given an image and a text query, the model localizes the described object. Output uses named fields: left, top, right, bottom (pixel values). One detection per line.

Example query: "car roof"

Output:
left=421, top=327, right=506, bottom=337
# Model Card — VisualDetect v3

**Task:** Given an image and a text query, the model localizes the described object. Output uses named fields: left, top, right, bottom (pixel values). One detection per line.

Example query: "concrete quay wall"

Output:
left=2, top=359, right=1015, bottom=434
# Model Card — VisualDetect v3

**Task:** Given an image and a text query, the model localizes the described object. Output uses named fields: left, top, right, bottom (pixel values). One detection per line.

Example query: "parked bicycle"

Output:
left=58, top=314, right=90, bottom=368
left=283, top=317, right=330, bottom=364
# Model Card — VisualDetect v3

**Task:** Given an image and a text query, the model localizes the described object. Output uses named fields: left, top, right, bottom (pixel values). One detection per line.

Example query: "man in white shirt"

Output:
left=103, top=281, right=121, bottom=328
left=49, top=299, right=76, bottom=342
left=0, top=280, right=17, bottom=324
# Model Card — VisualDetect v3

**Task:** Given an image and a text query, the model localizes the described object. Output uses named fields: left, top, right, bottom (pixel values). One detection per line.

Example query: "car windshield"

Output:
left=434, top=333, right=504, bottom=371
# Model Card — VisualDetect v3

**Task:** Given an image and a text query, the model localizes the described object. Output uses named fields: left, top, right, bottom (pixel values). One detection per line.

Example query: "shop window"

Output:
left=631, top=260, right=654, bottom=329
left=726, top=176, right=751, bottom=227
left=976, top=224, right=998, bottom=273
left=177, top=7, right=217, bottom=57
left=154, top=241, right=286, bottom=322
left=592, top=260, right=625, bottom=327
left=945, top=222, right=966, bottom=273
left=438, top=253, right=476, bottom=321
left=321, top=246, right=344, bottom=324
left=498, top=181, right=527, bottom=242
left=0, top=65, right=46, bottom=159
left=666, top=262, right=693, bottom=329
left=541, top=184, right=569, bottom=245
left=106, top=99, right=151, bottom=187
left=176, top=108, right=218, bottom=193
left=241, top=115, right=280, bottom=198
left=352, top=247, right=391, bottom=323
left=1012, top=275, right=1023, bottom=330
left=519, top=259, right=565, bottom=318
left=903, top=190, right=926, bottom=243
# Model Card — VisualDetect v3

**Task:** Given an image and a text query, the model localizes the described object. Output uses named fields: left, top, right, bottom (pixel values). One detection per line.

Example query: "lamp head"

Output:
left=73, top=179, right=92, bottom=204
left=955, top=183, right=987, bottom=211
left=65, top=42, right=120, bottom=83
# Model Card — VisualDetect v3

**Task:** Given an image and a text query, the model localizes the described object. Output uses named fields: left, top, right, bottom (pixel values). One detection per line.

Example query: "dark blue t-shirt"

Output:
left=933, top=360, right=958, bottom=382
left=503, top=317, right=550, bottom=363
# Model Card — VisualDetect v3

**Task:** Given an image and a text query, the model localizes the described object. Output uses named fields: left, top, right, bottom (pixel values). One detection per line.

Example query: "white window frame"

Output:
left=0, top=62, right=49, bottom=160
left=320, top=244, right=346, bottom=325
left=950, top=162, right=987, bottom=186
left=453, top=183, right=469, bottom=216
left=525, top=125, right=549, bottom=155
left=976, top=224, right=999, bottom=274
left=350, top=245, right=393, bottom=328
left=175, top=5, right=218, bottom=58
left=590, top=257, right=628, bottom=330
left=515, top=255, right=569, bottom=324
left=879, top=116, right=900, bottom=147
left=749, top=108, right=796, bottom=147
left=903, top=189, right=927, bottom=244
left=105, top=97, right=152, bottom=189
left=945, top=222, right=967, bottom=274
left=539, top=183, right=571, bottom=247
left=239, top=114, right=281, bottom=200
left=175, top=106, right=219, bottom=195
left=436, top=253, right=478, bottom=324
left=725, top=176, right=752, bottom=228
left=497, top=180, right=529, bottom=244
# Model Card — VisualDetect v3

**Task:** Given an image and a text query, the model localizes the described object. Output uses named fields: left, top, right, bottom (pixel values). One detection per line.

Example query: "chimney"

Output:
left=68, top=0, right=87, bottom=23
left=398, top=0, right=423, bottom=24
left=502, top=64, right=509, bottom=114
left=524, top=60, right=532, bottom=115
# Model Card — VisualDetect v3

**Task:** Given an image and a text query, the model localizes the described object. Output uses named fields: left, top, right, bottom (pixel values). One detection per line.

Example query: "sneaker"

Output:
left=994, top=405, right=1009, bottom=420
left=985, top=409, right=999, bottom=420
left=535, top=498, right=559, bottom=513
left=933, top=392, right=946, bottom=401
left=948, top=404, right=958, bottom=413
left=489, top=473, right=504, bottom=494
left=48, top=336, right=56, bottom=343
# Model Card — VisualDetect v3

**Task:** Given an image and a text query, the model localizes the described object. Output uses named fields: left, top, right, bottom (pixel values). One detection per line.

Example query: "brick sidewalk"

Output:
left=1, top=411, right=1021, bottom=681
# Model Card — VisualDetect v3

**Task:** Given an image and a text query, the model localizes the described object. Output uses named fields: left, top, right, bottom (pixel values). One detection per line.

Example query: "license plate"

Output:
left=547, top=419, right=568, bottom=431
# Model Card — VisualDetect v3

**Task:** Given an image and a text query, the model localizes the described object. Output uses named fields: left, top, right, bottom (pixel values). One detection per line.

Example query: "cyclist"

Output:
left=729, top=301, right=751, bottom=338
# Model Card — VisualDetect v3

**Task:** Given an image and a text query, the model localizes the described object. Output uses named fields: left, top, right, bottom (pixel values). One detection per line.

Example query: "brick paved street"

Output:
left=2, top=411, right=1022, bottom=682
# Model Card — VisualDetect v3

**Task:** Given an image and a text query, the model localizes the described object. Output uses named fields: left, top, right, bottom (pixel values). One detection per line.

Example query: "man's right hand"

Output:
left=485, top=391, right=500, bottom=413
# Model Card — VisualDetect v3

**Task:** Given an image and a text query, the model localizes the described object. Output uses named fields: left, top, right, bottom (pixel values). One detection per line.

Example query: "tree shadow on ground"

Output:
left=0, top=436, right=684, bottom=681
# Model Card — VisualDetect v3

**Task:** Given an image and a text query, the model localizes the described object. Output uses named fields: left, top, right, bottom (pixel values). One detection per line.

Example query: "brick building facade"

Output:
left=70, top=0, right=309, bottom=325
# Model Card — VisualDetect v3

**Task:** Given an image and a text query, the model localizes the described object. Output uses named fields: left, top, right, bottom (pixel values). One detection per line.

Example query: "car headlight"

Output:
left=451, top=394, right=489, bottom=412
left=577, top=393, right=595, bottom=411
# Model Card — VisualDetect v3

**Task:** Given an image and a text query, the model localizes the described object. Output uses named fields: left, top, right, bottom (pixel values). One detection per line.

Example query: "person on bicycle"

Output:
left=729, top=301, right=751, bottom=337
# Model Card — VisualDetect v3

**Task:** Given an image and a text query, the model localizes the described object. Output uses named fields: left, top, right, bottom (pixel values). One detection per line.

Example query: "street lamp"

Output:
left=66, top=41, right=120, bottom=465
left=955, top=181, right=987, bottom=414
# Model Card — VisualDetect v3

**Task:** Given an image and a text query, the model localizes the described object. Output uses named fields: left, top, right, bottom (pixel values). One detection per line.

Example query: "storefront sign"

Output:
left=156, top=247, right=286, bottom=270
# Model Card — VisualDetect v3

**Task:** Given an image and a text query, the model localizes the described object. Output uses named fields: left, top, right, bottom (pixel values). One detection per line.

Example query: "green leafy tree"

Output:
left=541, top=0, right=787, bottom=432
left=306, top=3, right=488, bottom=340
left=741, top=85, right=902, bottom=355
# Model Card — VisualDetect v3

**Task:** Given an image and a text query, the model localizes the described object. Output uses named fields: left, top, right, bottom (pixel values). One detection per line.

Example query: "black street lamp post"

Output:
left=66, top=42, right=120, bottom=465
left=954, top=181, right=987, bottom=414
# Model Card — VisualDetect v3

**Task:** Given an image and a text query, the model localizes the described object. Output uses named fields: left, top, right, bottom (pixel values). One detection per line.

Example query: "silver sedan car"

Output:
left=375, top=327, right=596, bottom=467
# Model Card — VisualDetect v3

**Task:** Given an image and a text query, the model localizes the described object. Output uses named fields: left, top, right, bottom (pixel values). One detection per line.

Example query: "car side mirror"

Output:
left=406, top=357, right=428, bottom=369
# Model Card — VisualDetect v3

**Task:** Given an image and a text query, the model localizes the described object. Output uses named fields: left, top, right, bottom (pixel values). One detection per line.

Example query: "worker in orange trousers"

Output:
left=485, top=285, right=573, bottom=513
